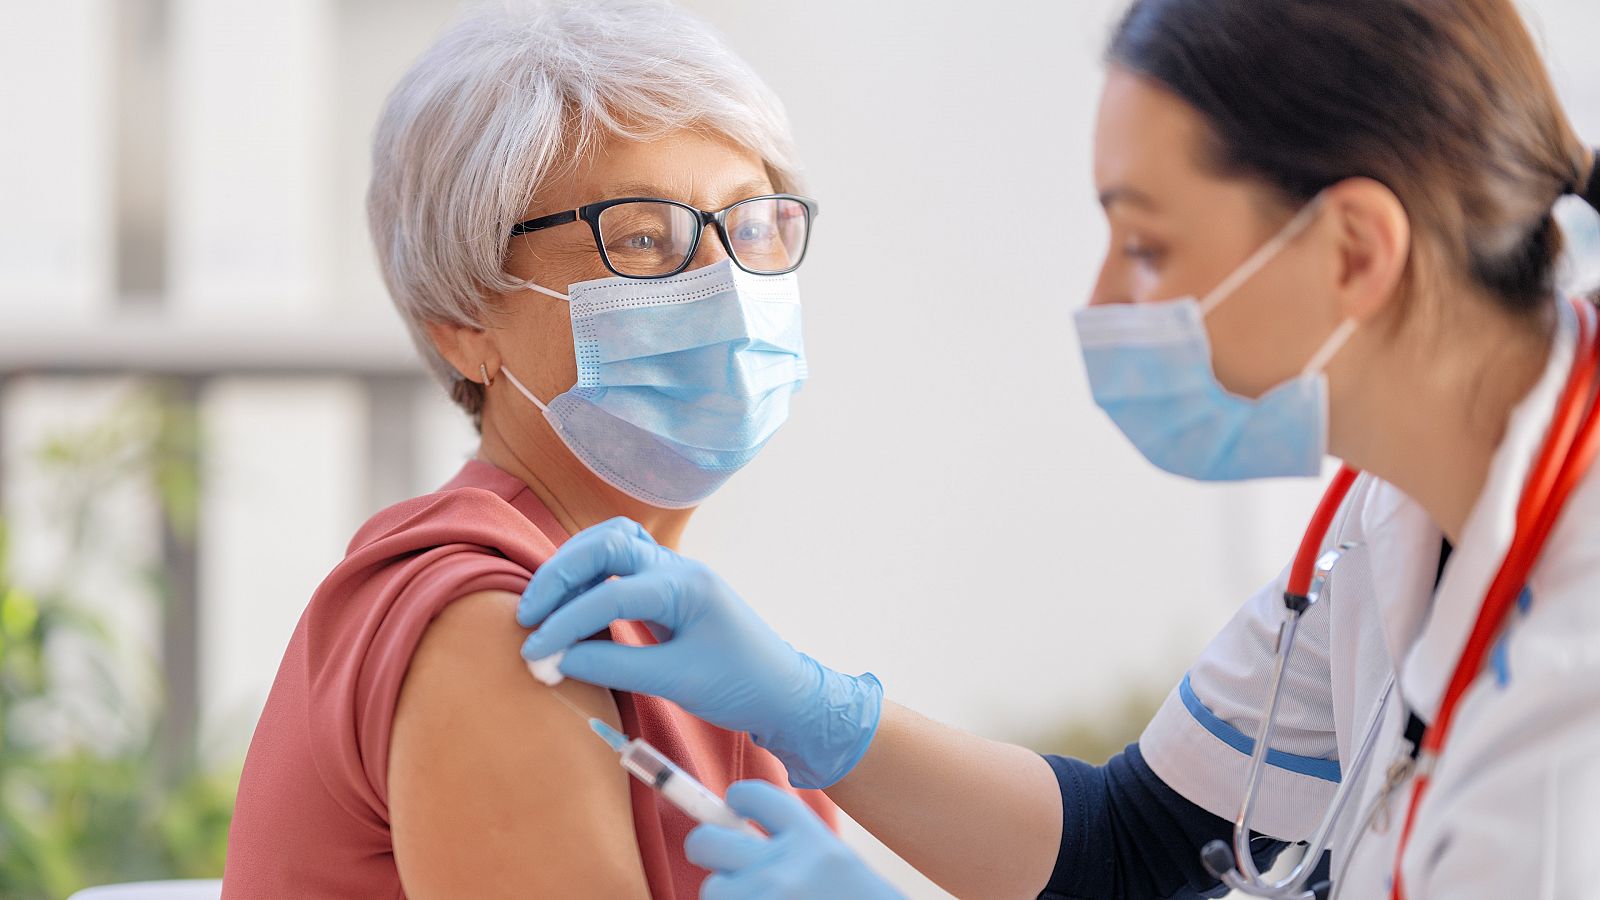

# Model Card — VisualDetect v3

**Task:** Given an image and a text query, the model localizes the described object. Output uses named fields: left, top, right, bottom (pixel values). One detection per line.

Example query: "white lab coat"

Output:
left=1139, top=298, right=1600, bottom=898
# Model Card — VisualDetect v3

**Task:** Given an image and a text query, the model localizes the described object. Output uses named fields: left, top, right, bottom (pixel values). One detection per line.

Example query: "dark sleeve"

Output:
left=1039, top=742, right=1298, bottom=900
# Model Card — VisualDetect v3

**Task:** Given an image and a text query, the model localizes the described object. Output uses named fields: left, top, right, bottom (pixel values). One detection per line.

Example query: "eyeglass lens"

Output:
left=595, top=198, right=809, bottom=277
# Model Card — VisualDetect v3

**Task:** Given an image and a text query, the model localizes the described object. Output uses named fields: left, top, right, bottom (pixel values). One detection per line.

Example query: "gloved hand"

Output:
left=517, top=517, right=883, bottom=789
left=686, top=780, right=905, bottom=900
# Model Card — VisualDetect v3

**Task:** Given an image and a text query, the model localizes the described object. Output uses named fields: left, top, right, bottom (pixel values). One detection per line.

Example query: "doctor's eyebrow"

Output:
left=1098, top=185, right=1162, bottom=212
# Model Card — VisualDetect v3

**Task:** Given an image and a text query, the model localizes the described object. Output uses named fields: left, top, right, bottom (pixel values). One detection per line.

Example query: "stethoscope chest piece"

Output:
left=1303, top=545, right=1353, bottom=609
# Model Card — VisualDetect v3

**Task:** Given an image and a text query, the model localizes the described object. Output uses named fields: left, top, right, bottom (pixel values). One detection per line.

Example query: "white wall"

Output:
left=668, top=0, right=1600, bottom=738
left=673, top=0, right=1320, bottom=747
left=0, top=1, right=112, bottom=318
left=168, top=0, right=334, bottom=316
left=669, top=4, right=1317, bottom=891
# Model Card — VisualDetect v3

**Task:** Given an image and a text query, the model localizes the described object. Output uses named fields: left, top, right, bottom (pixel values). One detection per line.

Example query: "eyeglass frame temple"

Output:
left=507, top=194, right=819, bottom=279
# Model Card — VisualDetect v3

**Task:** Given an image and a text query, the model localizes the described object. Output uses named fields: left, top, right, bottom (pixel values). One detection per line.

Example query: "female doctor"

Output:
left=516, top=0, right=1600, bottom=896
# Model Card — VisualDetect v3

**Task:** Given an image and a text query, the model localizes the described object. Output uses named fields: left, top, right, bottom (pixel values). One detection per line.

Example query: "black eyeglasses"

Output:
left=509, top=193, right=819, bottom=279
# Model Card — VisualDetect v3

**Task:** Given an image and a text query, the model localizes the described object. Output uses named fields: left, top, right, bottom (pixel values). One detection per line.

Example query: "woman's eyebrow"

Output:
left=600, top=180, right=676, bottom=199
left=1098, top=185, right=1161, bottom=212
left=598, top=179, right=775, bottom=208
left=717, top=180, right=779, bottom=206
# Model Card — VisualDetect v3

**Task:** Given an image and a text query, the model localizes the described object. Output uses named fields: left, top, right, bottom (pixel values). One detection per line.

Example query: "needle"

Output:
left=547, top=682, right=593, bottom=722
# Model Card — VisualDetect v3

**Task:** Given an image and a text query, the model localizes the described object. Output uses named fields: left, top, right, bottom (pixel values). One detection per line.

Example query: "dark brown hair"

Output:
left=1108, top=0, right=1599, bottom=313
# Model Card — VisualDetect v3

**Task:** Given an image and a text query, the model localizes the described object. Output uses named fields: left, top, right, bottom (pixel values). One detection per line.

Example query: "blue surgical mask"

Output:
left=500, top=259, right=806, bottom=508
left=1073, top=197, right=1357, bottom=481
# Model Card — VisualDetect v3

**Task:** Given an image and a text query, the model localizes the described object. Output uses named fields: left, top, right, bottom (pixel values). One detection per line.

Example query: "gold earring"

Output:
left=479, top=363, right=495, bottom=387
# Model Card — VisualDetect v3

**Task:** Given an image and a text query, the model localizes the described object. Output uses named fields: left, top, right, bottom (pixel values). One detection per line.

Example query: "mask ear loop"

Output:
left=1199, top=195, right=1327, bottom=316
left=496, top=279, right=572, bottom=413
left=526, top=281, right=571, bottom=302
left=499, top=367, right=550, bottom=413
left=1301, top=319, right=1360, bottom=378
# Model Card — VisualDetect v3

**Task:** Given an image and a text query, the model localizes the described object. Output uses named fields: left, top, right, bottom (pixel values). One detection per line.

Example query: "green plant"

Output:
left=0, top=384, right=235, bottom=900
left=1024, top=687, right=1168, bottom=765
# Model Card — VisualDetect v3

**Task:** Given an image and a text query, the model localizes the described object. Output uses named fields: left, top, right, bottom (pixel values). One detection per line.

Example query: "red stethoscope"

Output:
left=1202, top=297, right=1600, bottom=900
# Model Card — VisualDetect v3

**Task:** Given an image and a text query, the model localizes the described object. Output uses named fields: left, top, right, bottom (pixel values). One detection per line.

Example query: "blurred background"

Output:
left=2, top=0, right=1597, bottom=896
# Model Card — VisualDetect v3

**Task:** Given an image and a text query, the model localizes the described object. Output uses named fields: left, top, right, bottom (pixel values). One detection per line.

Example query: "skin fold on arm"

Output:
left=388, top=590, right=652, bottom=899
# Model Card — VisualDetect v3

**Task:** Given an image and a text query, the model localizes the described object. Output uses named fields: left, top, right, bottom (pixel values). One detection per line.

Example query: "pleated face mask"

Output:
left=1072, top=195, right=1357, bottom=481
left=501, top=259, right=807, bottom=508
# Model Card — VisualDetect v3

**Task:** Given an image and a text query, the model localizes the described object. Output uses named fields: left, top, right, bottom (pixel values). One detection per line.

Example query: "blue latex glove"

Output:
left=517, top=517, right=883, bottom=789
left=686, top=780, right=904, bottom=900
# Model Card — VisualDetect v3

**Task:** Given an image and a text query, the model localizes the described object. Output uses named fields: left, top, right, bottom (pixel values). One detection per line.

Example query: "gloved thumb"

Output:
left=724, top=780, right=822, bottom=836
left=685, top=823, right=770, bottom=873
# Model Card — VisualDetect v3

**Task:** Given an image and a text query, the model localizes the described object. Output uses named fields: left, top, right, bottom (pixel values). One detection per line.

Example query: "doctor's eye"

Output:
left=1122, top=240, right=1166, bottom=267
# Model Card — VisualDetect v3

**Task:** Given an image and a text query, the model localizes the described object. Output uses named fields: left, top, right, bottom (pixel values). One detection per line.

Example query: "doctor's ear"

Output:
left=1320, top=178, right=1411, bottom=323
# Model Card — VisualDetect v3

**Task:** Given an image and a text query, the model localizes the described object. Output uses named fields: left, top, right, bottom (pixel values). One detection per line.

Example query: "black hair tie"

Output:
left=1576, top=148, right=1600, bottom=213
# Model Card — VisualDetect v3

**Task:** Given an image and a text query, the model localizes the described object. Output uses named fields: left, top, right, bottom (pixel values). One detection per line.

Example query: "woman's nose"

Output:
left=688, top=224, right=731, bottom=270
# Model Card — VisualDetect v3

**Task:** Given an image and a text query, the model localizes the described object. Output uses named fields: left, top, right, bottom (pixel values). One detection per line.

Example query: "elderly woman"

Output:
left=221, top=2, right=825, bottom=897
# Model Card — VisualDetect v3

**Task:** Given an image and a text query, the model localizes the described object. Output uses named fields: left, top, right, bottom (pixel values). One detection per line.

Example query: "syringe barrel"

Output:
left=617, top=737, right=677, bottom=788
left=619, top=740, right=761, bottom=837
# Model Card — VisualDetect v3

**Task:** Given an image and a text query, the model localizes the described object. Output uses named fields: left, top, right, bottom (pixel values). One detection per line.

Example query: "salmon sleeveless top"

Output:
left=223, top=459, right=837, bottom=899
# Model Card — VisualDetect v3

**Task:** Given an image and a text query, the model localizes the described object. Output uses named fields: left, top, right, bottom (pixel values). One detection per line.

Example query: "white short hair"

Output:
left=367, top=0, right=804, bottom=417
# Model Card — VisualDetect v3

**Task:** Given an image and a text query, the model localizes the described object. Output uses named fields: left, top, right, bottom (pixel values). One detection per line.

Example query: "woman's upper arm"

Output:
left=389, top=590, right=651, bottom=899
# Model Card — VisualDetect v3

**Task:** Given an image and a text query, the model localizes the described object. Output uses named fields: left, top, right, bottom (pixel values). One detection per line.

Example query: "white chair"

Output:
left=67, top=880, right=223, bottom=900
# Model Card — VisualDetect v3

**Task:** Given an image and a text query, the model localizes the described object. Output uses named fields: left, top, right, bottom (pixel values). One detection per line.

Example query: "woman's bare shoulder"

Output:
left=389, top=590, right=651, bottom=899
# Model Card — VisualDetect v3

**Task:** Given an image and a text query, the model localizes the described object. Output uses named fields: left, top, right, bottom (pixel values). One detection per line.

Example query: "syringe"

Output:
left=530, top=662, right=764, bottom=838
left=587, top=718, right=764, bottom=838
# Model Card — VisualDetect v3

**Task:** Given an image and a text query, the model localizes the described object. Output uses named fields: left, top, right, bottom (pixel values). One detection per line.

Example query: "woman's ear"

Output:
left=1324, top=177, right=1411, bottom=323
left=425, top=320, right=500, bottom=384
